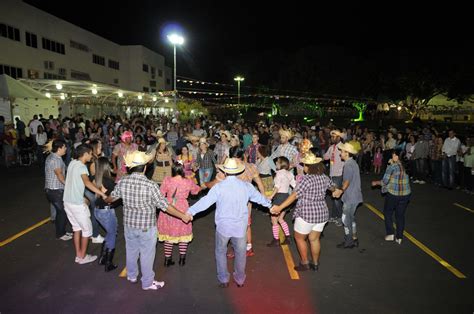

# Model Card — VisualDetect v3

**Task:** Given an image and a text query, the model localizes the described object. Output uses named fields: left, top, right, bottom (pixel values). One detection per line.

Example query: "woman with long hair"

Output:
left=94, top=157, right=121, bottom=271
left=152, top=138, right=173, bottom=184
left=112, top=131, right=138, bottom=182
left=158, top=162, right=201, bottom=266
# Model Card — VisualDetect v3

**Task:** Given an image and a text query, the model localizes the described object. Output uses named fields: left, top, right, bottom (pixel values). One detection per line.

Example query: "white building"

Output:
left=0, top=0, right=173, bottom=93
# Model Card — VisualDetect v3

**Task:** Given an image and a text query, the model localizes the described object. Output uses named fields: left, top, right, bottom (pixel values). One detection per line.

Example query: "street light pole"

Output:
left=234, top=76, right=245, bottom=105
left=173, top=44, right=177, bottom=107
left=167, top=34, right=184, bottom=109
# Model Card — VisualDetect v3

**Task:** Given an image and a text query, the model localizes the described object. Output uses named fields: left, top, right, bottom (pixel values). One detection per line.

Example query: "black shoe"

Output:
left=266, top=238, right=280, bottom=247
left=218, top=282, right=229, bottom=288
left=104, top=249, right=118, bottom=272
left=164, top=257, right=175, bottom=267
left=294, top=262, right=310, bottom=271
left=282, top=236, right=292, bottom=245
left=179, top=254, right=186, bottom=266
left=309, top=262, right=319, bottom=271
left=354, top=239, right=359, bottom=247
left=236, top=283, right=244, bottom=288
left=336, top=242, right=355, bottom=249
left=98, top=242, right=106, bottom=265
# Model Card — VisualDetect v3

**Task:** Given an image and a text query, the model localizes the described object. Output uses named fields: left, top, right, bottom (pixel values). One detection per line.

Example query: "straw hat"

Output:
left=348, top=140, right=361, bottom=153
left=337, top=142, right=358, bottom=155
left=330, top=129, right=344, bottom=138
left=199, top=137, right=209, bottom=146
left=158, top=137, right=168, bottom=145
left=299, top=139, right=313, bottom=154
left=152, top=130, right=166, bottom=138
left=123, top=151, right=154, bottom=168
left=220, top=130, right=232, bottom=140
left=279, top=129, right=293, bottom=139
left=217, top=158, right=246, bottom=174
left=300, top=152, right=322, bottom=165
left=185, top=133, right=200, bottom=142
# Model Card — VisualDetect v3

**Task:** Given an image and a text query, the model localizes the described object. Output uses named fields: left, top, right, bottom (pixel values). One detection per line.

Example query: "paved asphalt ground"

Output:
left=0, top=165, right=473, bottom=314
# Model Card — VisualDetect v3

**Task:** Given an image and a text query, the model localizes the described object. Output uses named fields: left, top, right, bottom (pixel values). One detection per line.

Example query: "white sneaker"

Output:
left=418, top=180, right=426, bottom=184
left=395, top=238, right=402, bottom=245
left=143, top=280, right=165, bottom=290
left=413, top=180, right=420, bottom=184
left=66, top=232, right=73, bottom=236
left=91, top=235, right=105, bottom=243
left=385, top=235, right=395, bottom=241
left=59, top=234, right=73, bottom=241
left=76, top=254, right=98, bottom=264
left=127, top=277, right=138, bottom=284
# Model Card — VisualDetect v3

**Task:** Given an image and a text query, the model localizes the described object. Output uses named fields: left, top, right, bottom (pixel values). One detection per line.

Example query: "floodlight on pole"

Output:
left=234, top=76, right=245, bottom=105
left=167, top=33, right=184, bottom=108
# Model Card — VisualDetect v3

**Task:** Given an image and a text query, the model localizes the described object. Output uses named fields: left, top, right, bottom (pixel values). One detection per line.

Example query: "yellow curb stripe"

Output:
left=119, top=267, right=127, bottom=278
left=453, top=203, right=474, bottom=213
left=279, top=228, right=300, bottom=280
left=0, top=218, right=51, bottom=247
left=364, top=203, right=467, bottom=279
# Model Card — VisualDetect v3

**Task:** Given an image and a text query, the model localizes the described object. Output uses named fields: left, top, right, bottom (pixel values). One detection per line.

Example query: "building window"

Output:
left=150, top=80, right=156, bottom=87
left=143, top=64, right=149, bottom=72
left=143, top=87, right=149, bottom=92
left=44, top=61, right=54, bottom=70
left=158, top=69, right=163, bottom=77
left=44, top=72, right=66, bottom=80
left=108, top=59, right=120, bottom=70
left=42, top=37, right=65, bottom=55
left=58, top=68, right=67, bottom=76
left=0, top=23, right=20, bottom=42
left=93, top=54, right=105, bottom=66
left=28, top=69, right=40, bottom=79
left=25, top=32, right=38, bottom=48
left=71, top=70, right=91, bottom=81
left=166, top=78, right=171, bottom=85
left=70, top=40, right=89, bottom=52
left=151, top=88, right=156, bottom=93
left=113, top=78, right=119, bottom=84
left=0, top=64, right=23, bottom=79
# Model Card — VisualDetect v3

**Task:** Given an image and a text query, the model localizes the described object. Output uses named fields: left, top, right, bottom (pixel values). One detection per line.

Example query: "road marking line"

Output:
left=0, top=218, right=51, bottom=247
left=364, top=203, right=467, bottom=279
left=453, top=203, right=474, bottom=213
left=119, top=267, right=127, bottom=277
left=280, top=229, right=300, bottom=280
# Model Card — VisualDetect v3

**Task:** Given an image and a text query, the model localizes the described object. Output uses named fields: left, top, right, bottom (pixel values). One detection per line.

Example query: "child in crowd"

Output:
left=373, top=146, right=383, bottom=174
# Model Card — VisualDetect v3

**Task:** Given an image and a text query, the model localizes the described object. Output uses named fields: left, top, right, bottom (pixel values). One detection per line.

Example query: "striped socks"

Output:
left=279, top=221, right=290, bottom=237
left=164, top=242, right=173, bottom=257
left=272, top=225, right=280, bottom=239
left=179, top=242, right=188, bottom=255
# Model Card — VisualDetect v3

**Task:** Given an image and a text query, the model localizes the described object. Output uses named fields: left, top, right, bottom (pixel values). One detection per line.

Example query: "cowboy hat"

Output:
left=185, top=133, right=200, bottom=142
left=158, top=137, right=168, bottom=145
left=279, top=129, right=293, bottom=139
left=300, top=152, right=322, bottom=165
left=123, top=151, right=154, bottom=168
left=217, top=158, right=246, bottom=174
left=220, top=130, right=232, bottom=140
left=337, top=142, right=359, bottom=155
left=330, top=129, right=344, bottom=138
left=199, top=137, right=209, bottom=146
left=153, top=130, right=166, bottom=138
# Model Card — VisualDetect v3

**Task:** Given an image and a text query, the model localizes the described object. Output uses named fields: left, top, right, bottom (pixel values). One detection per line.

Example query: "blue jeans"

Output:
left=329, top=176, right=343, bottom=220
left=342, top=203, right=358, bottom=245
left=442, top=156, right=456, bottom=188
left=124, top=226, right=157, bottom=289
left=199, top=168, right=214, bottom=184
left=215, top=231, right=247, bottom=285
left=84, top=189, right=100, bottom=237
left=45, top=189, right=69, bottom=238
left=383, top=193, right=410, bottom=239
left=94, top=207, right=118, bottom=249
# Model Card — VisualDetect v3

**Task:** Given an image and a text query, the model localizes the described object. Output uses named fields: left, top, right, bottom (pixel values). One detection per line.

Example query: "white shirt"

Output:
left=36, top=133, right=48, bottom=146
left=442, top=137, right=460, bottom=157
left=29, top=120, right=43, bottom=135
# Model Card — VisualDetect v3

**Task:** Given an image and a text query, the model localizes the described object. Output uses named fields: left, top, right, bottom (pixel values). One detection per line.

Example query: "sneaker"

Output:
left=395, top=238, right=402, bottom=245
left=385, top=235, right=395, bottom=241
left=127, top=277, right=138, bottom=284
left=76, top=254, right=98, bottom=264
left=418, top=180, right=426, bottom=184
left=328, top=217, right=335, bottom=223
left=335, top=220, right=343, bottom=227
left=246, top=248, right=255, bottom=257
left=413, top=180, right=420, bottom=184
left=66, top=232, right=73, bottom=236
left=143, top=280, right=165, bottom=291
left=91, top=235, right=105, bottom=244
left=59, top=234, right=73, bottom=241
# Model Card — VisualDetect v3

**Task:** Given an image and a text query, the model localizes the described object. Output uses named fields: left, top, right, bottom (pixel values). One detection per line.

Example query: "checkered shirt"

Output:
left=44, top=153, right=65, bottom=190
left=245, top=143, right=261, bottom=164
left=381, top=163, right=411, bottom=196
left=196, top=150, right=216, bottom=169
left=293, top=174, right=334, bottom=224
left=270, top=143, right=298, bottom=164
left=214, top=142, right=230, bottom=163
left=111, top=173, right=169, bottom=229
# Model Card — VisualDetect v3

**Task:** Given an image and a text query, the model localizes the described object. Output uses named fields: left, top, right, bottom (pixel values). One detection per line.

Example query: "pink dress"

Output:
left=157, top=176, right=200, bottom=243
left=373, top=152, right=383, bottom=167
left=113, top=142, right=138, bottom=182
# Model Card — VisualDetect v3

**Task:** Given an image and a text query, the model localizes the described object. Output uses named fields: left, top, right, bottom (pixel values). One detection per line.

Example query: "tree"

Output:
left=352, top=102, right=367, bottom=121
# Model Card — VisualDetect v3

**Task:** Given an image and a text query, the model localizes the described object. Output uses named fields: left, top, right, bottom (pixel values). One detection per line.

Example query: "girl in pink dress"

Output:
left=177, top=146, right=197, bottom=183
left=158, top=162, right=201, bottom=267
left=112, top=131, right=138, bottom=182
left=373, top=146, right=383, bottom=174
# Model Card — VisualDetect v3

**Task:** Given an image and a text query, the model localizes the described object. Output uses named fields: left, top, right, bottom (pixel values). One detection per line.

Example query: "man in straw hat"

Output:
left=270, top=152, right=340, bottom=271
left=108, top=151, right=192, bottom=291
left=333, top=141, right=363, bottom=249
left=323, top=129, right=345, bottom=226
left=187, top=158, right=272, bottom=288
left=270, top=128, right=298, bottom=168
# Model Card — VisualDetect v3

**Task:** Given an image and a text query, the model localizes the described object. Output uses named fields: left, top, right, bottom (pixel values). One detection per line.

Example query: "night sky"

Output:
left=24, top=0, right=472, bottom=95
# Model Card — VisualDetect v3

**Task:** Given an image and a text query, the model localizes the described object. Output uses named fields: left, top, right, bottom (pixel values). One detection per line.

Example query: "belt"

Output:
left=259, top=174, right=272, bottom=178
left=96, top=206, right=112, bottom=210
left=156, top=160, right=170, bottom=167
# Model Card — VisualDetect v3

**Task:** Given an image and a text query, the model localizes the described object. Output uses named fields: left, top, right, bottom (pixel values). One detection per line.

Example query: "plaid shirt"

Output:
left=294, top=174, right=334, bottom=223
left=44, top=153, right=65, bottom=190
left=196, top=150, right=216, bottom=169
left=245, top=143, right=261, bottom=164
left=381, top=163, right=411, bottom=196
left=270, top=143, right=298, bottom=164
left=111, top=173, right=169, bottom=229
left=214, top=142, right=230, bottom=163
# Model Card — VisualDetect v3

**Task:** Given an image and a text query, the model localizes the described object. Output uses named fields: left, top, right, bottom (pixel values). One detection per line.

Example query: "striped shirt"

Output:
left=270, top=143, right=298, bottom=164
left=294, top=174, right=334, bottom=224
left=111, top=173, right=169, bottom=229
left=44, top=153, right=65, bottom=190
left=381, top=163, right=411, bottom=196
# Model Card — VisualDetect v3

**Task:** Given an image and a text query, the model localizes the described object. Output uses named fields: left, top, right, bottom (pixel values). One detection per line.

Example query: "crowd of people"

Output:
left=1, top=112, right=473, bottom=290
